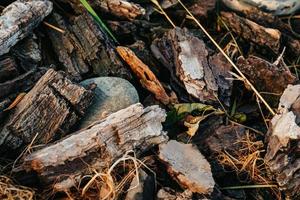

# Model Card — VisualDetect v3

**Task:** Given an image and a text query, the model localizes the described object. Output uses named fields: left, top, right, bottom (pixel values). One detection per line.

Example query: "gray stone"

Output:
left=79, top=77, right=139, bottom=128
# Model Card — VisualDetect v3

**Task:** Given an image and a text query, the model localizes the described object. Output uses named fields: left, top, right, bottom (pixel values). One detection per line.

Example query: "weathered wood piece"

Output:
left=21, top=103, right=167, bottom=191
left=0, top=68, right=46, bottom=100
left=237, top=56, right=296, bottom=94
left=220, top=12, right=281, bottom=53
left=116, top=46, right=172, bottom=105
left=265, top=84, right=300, bottom=198
left=47, top=12, right=131, bottom=80
left=152, top=28, right=232, bottom=103
left=0, top=69, right=93, bottom=153
left=0, top=0, right=53, bottom=56
left=159, top=140, right=215, bottom=194
left=0, top=57, right=18, bottom=83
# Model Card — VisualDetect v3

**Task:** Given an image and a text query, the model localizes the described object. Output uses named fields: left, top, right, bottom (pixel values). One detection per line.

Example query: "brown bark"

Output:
left=220, top=12, right=281, bottom=53
left=20, top=103, right=167, bottom=191
left=151, top=28, right=224, bottom=102
left=0, top=69, right=93, bottom=153
left=237, top=56, right=296, bottom=94
left=116, top=46, right=173, bottom=105
left=47, top=12, right=131, bottom=81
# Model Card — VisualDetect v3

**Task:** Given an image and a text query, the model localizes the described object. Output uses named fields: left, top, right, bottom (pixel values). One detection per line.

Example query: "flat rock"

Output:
left=158, top=140, right=215, bottom=194
left=79, top=77, right=139, bottom=128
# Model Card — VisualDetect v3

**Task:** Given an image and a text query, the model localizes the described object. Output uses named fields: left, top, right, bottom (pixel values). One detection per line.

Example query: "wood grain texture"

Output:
left=47, top=12, right=131, bottom=80
left=221, top=11, right=281, bottom=53
left=0, top=0, right=53, bottom=56
left=0, top=69, right=93, bottom=153
left=21, top=103, right=167, bottom=191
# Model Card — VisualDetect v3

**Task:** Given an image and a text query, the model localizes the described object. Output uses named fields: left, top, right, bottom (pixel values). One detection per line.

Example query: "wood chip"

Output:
left=237, top=56, right=296, bottom=94
left=159, top=140, right=215, bottom=194
left=116, top=46, right=172, bottom=105
left=221, top=11, right=281, bottom=52
left=0, top=0, right=53, bottom=56
left=21, top=103, right=167, bottom=191
left=0, top=69, right=93, bottom=153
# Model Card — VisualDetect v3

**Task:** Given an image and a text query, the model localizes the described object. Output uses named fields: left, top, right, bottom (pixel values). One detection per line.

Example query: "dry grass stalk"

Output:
left=217, top=131, right=281, bottom=198
left=0, top=176, right=35, bottom=200
left=80, top=151, right=154, bottom=200
left=150, top=0, right=176, bottom=28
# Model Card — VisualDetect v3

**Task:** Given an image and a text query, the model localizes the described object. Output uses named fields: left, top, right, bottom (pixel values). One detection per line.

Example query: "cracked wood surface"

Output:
left=0, top=0, right=53, bottom=56
left=0, top=69, right=93, bottom=153
left=21, top=103, right=167, bottom=191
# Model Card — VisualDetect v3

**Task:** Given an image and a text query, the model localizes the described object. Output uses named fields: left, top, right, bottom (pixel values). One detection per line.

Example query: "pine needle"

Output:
left=79, top=0, right=118, bottom=43
left=151, top=0, right=176, bottom=28
left=222, top=184, right=277, bottom=190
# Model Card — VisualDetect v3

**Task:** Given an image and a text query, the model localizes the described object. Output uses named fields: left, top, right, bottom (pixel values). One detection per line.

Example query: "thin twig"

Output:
left=151, top=0, right=176, bottom=28
left=176, top=0, right=275, bottom=116
left=43, top=22, right=65, bottom=34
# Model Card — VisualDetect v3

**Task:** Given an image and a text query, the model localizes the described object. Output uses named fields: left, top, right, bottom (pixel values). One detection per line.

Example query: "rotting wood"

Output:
left=265, top=84, right=300, bottom=198
left=116, top=46, right=173, bottom=105
left=0, top=0, right=53, bottom=56
left=47, top=12, right=131, bottom=81
left=220, top=12, right=281, bottom=53
left=158, top=140, right=215, bottom=194
left=0, top=69, right=93, bottom=153
left=20, top=103, right=167, bottom=191
left=237, top=56, right=296, bottom=94
left=151, top=28, right=218, bottom=102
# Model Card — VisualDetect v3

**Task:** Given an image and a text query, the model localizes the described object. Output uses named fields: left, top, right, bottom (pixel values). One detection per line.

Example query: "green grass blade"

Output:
left=79, top=0, right=118, bottom=43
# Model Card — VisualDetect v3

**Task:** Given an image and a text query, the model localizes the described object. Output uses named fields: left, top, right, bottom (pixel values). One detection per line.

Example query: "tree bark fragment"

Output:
left=237, top=56, right=296, bottom=94
left=47, top=12, right=131, bottom=80
left=0, top=0, right=53, bottom=56
left=220, top=11, right=281, bottom=53
left=20, top=103, right=167, bottom=191
left=152, top=28, right=218, bottom=102
left=0, top=69, right=93, bottom=153
left=159, top=140, right=215, bottom=194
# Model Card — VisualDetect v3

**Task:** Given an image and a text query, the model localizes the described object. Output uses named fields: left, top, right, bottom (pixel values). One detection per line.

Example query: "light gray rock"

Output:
left=79, top=77, right=139, bottom=128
